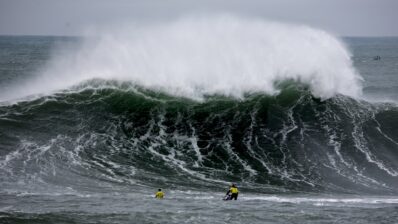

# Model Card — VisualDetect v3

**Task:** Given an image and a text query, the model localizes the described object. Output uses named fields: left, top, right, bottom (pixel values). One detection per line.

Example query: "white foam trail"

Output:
left=2, top=15, right=363, bottom=101
left=244, top=195, right=398, bottom=205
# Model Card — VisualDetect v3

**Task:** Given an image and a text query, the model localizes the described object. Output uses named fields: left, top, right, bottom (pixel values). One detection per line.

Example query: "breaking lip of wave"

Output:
left=1, top=15, right=363, bottom=102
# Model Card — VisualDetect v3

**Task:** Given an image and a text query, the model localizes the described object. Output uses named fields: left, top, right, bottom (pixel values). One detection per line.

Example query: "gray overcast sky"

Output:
left=0, top=0, right=397, bottom=36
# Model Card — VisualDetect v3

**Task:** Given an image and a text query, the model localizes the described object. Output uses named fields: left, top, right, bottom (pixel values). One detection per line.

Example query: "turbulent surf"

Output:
left=1, top=80, right=397, bottom=195
left=0, top=16, right=397, bottom=224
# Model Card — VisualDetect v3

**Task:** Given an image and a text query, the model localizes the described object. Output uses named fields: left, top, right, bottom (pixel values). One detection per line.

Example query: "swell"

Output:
left=0, top=81, right=397, bottom=194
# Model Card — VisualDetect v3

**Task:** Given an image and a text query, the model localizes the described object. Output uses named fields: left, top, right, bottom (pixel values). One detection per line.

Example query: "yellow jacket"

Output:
left=230, top=187, right=239, bottom=194
left=155, top=191, right=164, bottom=199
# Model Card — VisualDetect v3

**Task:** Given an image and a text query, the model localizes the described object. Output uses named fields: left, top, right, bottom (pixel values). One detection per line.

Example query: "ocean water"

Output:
left=0, top=17, right=398, bottom=223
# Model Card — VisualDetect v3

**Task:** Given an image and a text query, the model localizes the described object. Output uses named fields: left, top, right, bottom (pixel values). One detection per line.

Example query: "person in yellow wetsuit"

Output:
left=155, top=189, right=164, bottom=199
left=225, top=184, right=239, bottom=200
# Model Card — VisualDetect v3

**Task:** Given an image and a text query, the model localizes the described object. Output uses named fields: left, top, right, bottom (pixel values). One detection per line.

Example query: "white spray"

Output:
left=2, top=15, right=363, bottom=101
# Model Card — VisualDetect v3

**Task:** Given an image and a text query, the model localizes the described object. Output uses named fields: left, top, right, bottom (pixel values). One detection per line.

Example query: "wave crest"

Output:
left=4, top=15, right=363, bottom=101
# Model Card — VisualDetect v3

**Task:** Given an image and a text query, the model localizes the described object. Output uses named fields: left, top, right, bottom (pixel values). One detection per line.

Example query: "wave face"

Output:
left=0, top=16, right=362, bottom=102
left=0, top=82, right=397, bottom=194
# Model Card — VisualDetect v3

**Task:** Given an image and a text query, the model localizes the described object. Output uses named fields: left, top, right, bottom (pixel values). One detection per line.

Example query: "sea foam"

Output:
left=2, top=15, right=363, bottom=101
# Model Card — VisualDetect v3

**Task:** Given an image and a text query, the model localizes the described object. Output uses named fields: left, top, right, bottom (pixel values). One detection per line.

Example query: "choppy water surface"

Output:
left=1, top=191, right=398, bottom=224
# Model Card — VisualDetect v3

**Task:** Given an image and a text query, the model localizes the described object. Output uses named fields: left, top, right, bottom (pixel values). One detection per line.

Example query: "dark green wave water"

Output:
left=1, top=80, right=397, bottom=195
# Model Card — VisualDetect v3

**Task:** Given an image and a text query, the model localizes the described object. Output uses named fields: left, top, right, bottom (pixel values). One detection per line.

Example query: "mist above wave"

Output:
left=3, top=15, right=363, bottom=101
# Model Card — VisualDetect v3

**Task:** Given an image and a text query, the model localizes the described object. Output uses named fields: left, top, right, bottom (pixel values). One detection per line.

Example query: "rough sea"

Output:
left=0, top=17, right=397, bottom=223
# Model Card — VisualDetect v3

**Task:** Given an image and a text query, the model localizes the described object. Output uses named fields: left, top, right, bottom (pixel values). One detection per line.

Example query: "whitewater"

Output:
left=0, top=16, right=397, bottom=224
left=1, top=16, right=362, bottom=102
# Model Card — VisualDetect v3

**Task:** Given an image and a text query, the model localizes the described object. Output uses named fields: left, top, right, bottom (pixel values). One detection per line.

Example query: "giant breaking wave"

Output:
left=1, top=16, right=397, bottom=196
